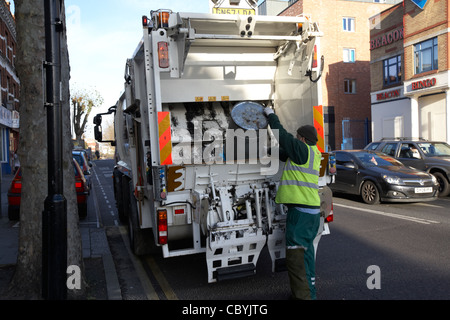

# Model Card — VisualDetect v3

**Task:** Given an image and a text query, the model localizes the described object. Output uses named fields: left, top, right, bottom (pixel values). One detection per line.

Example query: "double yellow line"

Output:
left=118, top=226, right=178, bottom=300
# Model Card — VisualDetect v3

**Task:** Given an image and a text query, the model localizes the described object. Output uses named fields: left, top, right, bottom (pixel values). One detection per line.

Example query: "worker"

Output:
left=264, top=107, right=321, bottom=300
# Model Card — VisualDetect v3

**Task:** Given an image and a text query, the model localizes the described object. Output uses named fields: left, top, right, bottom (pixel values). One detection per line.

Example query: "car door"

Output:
left=334, top=151, right=359, bottom=194
left=380, top=142, right=399, bottom=157
left=397, top=143, right=427, bottom=171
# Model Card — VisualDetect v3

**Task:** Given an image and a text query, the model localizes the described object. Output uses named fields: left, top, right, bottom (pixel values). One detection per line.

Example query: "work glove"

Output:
left=264, top=107, right=274, bottom=116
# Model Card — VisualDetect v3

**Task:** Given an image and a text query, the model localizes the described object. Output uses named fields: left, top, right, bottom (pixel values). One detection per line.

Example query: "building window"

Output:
left=344, top=79, right=356, bottom=94
left=343, top=17, right=355, bottom=32
left=383, top=55, right=402, bottom=86
left=414, top=37, right=438, bottom=74
left=343, top=48, right=355, bottom=63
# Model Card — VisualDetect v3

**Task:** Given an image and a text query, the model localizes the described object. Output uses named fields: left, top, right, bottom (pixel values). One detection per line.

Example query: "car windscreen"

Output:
left=417, top=142, right=450, bottom=157
left=354, top=152, right=403, bottom=167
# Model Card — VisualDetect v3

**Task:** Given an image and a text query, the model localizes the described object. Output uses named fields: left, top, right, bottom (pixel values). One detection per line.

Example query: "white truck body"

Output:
left=96, top=9, right=334, bottom=283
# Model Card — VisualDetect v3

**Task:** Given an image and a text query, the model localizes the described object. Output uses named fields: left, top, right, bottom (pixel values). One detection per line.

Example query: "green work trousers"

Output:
left=285, top=207, right=320, bottom=300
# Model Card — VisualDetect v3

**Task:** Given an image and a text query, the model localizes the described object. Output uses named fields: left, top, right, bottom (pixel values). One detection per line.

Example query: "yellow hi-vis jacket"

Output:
left=275, top=144, right=321, bottom=207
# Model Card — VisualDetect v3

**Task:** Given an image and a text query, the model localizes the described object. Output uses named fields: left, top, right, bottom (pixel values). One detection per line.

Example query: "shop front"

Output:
left=403, top=71, right=450, bottom=143
left=371, top=86, right=411, bottom=141
left=0, top=105, right=19, bottom=175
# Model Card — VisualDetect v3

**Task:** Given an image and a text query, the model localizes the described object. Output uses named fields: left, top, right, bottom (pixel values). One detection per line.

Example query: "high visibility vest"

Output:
left=275, top=145, right=321, bottom=207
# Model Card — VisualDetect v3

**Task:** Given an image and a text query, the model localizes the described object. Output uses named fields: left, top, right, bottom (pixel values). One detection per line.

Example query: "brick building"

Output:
left=270, top=0, right=402, bottom=150
left=370, top=0, right=450, bottom=143
left=0, top=0, right=19, bottom=174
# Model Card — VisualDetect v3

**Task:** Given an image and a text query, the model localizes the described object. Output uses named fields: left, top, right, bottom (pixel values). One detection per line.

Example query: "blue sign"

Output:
left=411, top=0, right=429, bottom=10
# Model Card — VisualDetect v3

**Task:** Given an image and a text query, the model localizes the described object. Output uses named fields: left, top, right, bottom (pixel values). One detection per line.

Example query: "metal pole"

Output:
left=42, top=0, right=67, bottom=300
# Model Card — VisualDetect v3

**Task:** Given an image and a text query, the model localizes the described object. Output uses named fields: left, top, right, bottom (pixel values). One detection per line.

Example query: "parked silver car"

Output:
left=365, top=139, right=450, bottom=197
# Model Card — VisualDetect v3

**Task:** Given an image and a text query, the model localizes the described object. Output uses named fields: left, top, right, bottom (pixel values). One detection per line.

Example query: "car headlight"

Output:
left=383, top=175, right=401, bottom=184
left=431, top=174, right=437, bottom=184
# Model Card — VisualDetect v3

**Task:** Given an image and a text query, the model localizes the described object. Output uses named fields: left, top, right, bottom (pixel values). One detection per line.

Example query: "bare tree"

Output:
left=71, top=87, right=103, bottom=146
left=9, top=0, right=85, bottom=299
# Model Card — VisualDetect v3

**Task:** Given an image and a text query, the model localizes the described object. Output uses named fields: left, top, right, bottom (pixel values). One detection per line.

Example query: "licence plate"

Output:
left=212, top=8, right=256, bottom=15
left=415, top=187, right=433, bottom=194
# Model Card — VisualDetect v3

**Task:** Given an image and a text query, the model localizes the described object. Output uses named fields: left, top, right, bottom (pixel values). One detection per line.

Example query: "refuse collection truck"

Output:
left=94, top=9, right=335, bottom=283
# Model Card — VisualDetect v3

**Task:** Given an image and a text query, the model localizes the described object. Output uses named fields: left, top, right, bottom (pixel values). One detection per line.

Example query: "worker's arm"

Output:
left=266, top=112, right=309, bottom=165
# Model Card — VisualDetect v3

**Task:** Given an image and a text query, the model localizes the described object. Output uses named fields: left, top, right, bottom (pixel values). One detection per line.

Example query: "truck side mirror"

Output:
left=93, top=114, right=102, bottom=126
left=94, top=125, right=103, bottom=142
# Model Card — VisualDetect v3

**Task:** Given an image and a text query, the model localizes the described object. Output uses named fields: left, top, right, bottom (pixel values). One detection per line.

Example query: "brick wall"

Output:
left=370, top=3, right=403, bottom=93
left=0, top=1, right=19, bottom=112
left=404, top=0, right=449, bottom=80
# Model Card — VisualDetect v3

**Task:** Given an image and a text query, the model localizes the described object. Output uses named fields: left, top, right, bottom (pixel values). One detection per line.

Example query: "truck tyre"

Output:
left=113, top=169, right=127, bottom=224
left=119, top=175, right=130, bottom=224
left=433, top=172, right=450, bottom=197
left=128, top=182, right=155, bottom=255
left=361, top=180, right=380, bottom=205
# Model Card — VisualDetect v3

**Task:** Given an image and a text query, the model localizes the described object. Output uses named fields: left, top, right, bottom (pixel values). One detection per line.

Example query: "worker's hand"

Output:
left=264, top=107, right=274, bottom=116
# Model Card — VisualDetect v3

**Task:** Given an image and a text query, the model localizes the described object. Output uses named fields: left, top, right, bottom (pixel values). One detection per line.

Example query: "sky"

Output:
left=64, top=0, right=212, bottom=121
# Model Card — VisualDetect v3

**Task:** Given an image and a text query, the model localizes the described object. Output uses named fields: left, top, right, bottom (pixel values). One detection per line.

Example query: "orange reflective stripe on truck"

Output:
left=313, top=105, right=325, bottom=153
left=158, top=111, right=173, bottom=165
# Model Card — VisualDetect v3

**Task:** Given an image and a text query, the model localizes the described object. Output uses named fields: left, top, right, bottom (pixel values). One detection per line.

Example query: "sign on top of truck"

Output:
left=212, top=7, right=255, bottom=15
left=210, top=0, right=257, bottom=15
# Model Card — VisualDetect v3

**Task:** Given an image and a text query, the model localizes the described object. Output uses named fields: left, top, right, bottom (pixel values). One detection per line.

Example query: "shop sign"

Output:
left=0, top=105, right=12, bottom=128
left=370, top=28, right=403, bottom=50
left=411, top=77, right=436, bottom=90
left=376, top=89, right=401, bottom=101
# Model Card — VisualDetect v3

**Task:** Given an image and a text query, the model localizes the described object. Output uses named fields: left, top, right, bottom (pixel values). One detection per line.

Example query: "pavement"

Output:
left=0, top=172, right=120, bottom=300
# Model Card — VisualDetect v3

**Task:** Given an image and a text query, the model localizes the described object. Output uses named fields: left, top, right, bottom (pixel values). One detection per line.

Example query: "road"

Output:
left=90, top=159, right=450, bottom=300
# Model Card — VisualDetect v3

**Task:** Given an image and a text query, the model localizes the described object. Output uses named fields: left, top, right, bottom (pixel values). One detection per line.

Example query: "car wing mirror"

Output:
left=344, top=161, right=356, bottom=169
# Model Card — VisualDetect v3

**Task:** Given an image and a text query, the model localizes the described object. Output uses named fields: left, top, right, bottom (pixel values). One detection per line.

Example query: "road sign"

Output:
left=411, top=0, right=429, bottom=10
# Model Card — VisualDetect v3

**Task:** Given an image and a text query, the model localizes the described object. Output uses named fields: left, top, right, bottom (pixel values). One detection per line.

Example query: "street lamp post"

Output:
left=42, top=0, right=67, bottom=300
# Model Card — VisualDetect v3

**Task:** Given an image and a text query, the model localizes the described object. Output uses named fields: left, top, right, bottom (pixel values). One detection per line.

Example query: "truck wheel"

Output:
left=113, top=170, right=127, bottom=224
left=361, top=180, right=380, bottom=205
left=128, top=182, right=155, bottom=255
left=433, top=172, right=450, bottom=197
left=118, top=174, right=129, bottom=224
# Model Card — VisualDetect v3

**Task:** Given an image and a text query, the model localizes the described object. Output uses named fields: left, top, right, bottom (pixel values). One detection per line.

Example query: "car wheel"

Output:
left=433, top=172, right=450, bottom=197
left=8, top=206, right=19, bottom=221
left=78, top=203, right=87, bottom=219
left=361, top=180, right=380, bottom=205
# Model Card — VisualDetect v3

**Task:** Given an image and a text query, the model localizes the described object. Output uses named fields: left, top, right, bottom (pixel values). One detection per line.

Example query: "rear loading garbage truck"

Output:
left=94, top=9, right=335, bottom=283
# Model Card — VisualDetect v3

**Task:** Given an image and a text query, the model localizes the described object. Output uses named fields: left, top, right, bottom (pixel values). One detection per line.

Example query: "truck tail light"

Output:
left=158, top=42, right=169, bottom=69
left=157, top=209, right=168, bottom=245
left=325, top=203, right=334, bottom=223
left=312, top=45, right=318, bottom=69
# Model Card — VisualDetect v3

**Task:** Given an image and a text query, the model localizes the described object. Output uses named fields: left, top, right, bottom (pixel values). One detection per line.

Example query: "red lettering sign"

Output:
left=411, top=78, right=436, bottom=90
left=376, top=89, right=400, bottom=101
left=370, top=28, right=404, bottom=50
